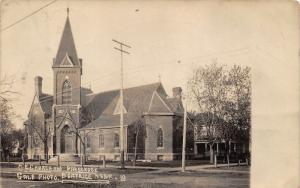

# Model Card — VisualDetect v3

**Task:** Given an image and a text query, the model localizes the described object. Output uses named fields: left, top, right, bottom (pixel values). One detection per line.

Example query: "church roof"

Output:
left=53, top=16, right=80, bottom=66
left=39, top=93, right=53, bottom=115
left=81, top=82, right=183, bottom=129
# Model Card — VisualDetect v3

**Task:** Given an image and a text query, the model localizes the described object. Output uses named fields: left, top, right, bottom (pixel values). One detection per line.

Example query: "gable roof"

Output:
left=27, top=92, right=53, bottom=119
left=53, top=17, right=80, bottom=66
left=81, top=82, right=183, bottom=129
left=148, top=91, right=172, bottom=113
left=84, top=82, right=161, bottom=119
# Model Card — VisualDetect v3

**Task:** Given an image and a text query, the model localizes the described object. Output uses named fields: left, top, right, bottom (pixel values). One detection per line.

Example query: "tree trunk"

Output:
left=83, top=145, right=86, bottom=165
left=44, top=141, right=48, bottom=163
left=75, top=133, right=78, bottom=155
left=226, top=141, right=230, bottom=166
left=133, top=130, right=139, bottom=166
left=209, top=143, right=214, bottom=164
left=227, top=153, right=230, bottom=167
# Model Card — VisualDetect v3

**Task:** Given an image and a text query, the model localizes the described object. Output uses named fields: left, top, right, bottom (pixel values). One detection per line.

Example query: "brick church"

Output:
left=24, top=14, right=192, bottom=161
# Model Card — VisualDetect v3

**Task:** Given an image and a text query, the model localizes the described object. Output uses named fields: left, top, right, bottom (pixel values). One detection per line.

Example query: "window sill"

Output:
left=157, top=147, right=164, bottom=150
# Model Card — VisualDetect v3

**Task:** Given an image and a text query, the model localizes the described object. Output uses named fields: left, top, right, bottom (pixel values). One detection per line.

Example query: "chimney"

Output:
left=35, top=76, right=43, bottom=97
left=172, top=87, right=182, bottom=100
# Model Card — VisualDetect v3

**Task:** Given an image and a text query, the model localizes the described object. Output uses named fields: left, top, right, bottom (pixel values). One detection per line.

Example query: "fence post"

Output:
left=22, top=154, right=25, bottom=166
left=227, top=154, right=230, bottom=167
left=39, top=155, right=41, bottom=166
left=238, top=159, right=240, bottom=166
left=214, top=154, right=217, bottom=168
left=103, top=155, right=106, bottom=168
left=81, top=155, right=83, bottom=167
left=7, top=155, right=10, bottom=163
left=246, top=158, right=249, bottom=166
left=57, top=155, right=60, bottom=167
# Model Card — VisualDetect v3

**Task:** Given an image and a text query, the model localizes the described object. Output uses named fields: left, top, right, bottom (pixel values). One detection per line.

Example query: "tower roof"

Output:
left=54, top=16, right=80, bottom=66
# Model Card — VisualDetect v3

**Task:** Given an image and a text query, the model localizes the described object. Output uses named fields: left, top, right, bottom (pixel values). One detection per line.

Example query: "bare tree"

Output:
left=27, top=113, right=51, bottom=163
left=188, top=63, right=251, bottom=164
left=130, top=118, right=145, bottom=166
left=0, top=99, right=15, bottom=161
left=221, top=65, right=251, bottom=158
left=0, top=76, right=20, bottom=161
left=0, top=76, right=19, bottom=102
left=188, top=63, right=229, bottom=164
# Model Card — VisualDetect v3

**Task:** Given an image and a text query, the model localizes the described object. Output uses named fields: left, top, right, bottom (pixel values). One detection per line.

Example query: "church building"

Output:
left=24, top=14, right=191, bottom=161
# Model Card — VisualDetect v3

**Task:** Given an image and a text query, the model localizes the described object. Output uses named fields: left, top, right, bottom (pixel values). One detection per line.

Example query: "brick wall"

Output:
left=144, top=115, right=174, bottom=161
left=53, top=68, right=81, bottom=105
left=84, top=127, right=128, bottom=161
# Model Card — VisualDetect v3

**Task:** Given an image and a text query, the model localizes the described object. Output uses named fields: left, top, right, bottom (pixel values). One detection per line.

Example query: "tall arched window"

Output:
left=62, top=80, right=72, bottom=104
left=114, top=133, right=119, bottom=148
left=99, top=133, right=104, bottom=148
left=86, top=135, right=91, bottom=149
left=157, top=128, right=163, bottom=147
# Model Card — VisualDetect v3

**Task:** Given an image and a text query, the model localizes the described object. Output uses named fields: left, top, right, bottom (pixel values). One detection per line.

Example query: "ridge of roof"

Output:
left=88, top=82, right=162, bottom=97
left=84, top=82, right=162, bottom=106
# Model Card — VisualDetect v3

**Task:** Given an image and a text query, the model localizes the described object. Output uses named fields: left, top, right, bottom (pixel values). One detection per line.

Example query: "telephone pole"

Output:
left=181, top=96, right=187, bottom=172
left=112, top=39, right=131, bottom=169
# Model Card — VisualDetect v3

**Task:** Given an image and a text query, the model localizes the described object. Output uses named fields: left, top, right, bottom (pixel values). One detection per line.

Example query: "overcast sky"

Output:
left=1, top=1, right=300, bottom=186
left=1, top=0, right=298, bottom=127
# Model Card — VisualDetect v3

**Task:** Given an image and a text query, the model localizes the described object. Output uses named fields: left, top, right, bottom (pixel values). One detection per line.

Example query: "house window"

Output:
left=86, top=136, right=91, bottom=149
left=114, top=133, right=119, bottom=148
left=62, top=80, right=72, bottom=104
left=157, top=128, right=163, bottom=147
left=99, top=133, right=104, bottom=148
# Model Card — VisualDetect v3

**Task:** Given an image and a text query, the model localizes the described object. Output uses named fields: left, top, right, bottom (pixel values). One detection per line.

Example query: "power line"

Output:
left=1, top=0, right=58, bottom=32
left=17, top=46, right=252, bottom=110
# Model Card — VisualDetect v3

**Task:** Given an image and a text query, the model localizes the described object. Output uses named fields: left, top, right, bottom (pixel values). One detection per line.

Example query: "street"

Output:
left=1, top=166, right=250, bottom=188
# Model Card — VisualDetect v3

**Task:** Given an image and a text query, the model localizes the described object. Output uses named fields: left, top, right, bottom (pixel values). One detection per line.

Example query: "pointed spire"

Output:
left=54, top=10, right=80, bottom=66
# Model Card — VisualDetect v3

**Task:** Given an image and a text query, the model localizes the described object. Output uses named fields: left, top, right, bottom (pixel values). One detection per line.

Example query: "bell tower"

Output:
left=52, top=9, right=82, bottom=155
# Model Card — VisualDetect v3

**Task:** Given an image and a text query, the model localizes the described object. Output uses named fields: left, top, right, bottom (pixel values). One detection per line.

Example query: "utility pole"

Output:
left=112, top=39, right=131, bottom=169
left=181, top=94, right=187, bottom=172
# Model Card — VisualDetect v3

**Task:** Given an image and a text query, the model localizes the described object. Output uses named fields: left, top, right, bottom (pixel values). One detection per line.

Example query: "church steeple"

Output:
left=52, top=9, right=82, bottom=106
left=53, top=9, right=80, bottom=66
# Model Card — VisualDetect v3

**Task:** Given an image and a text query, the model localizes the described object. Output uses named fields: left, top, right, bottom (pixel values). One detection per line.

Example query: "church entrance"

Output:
left=60, top=125, right=74, bottom=153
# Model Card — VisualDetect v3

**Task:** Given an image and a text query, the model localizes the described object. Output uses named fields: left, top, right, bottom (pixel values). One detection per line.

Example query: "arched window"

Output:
left=99, top=133, right=104, bottom=148
left=114, top=133, right=119, bottom=148
left=86, top=136, right=91, bottom=149
left=62, top=79, right=72, bottom=104
left=157, top=128, right=163, bottom=147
